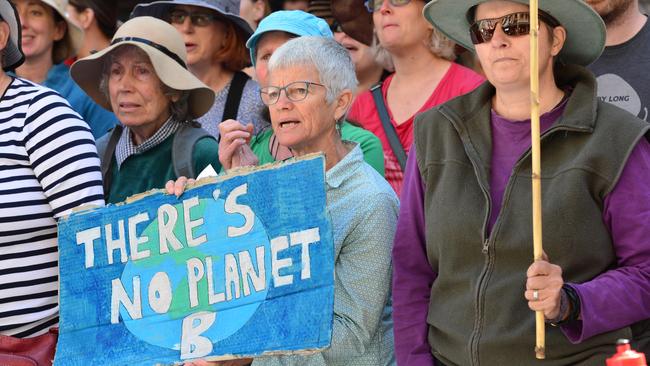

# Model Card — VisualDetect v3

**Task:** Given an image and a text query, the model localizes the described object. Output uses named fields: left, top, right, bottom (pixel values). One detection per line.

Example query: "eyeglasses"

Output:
left=469, top=11, right=560, bottom=45
left=259, top=81, right=326, bottom=106
left=168, top=10, right=218, bottom=27
left=364, top=0, right=411, bottom=12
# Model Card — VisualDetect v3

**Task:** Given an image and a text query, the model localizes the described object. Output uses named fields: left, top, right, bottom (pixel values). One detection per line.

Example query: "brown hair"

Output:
left=68, top=0, right=118, bottom=39
left=214, top=18, right=251, bottom=71
left=51, top=9, right=70, bottom=64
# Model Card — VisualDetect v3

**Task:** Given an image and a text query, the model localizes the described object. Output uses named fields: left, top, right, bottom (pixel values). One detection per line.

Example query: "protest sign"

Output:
left=54, top=156, right=334, bottom=365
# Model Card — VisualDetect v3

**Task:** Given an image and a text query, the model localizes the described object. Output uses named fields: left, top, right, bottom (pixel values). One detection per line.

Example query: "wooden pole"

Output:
left=529, top=0, right=546, bottom=360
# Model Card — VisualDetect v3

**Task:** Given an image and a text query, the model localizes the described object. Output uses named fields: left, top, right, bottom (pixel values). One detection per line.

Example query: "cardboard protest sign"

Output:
left=54, top=156, right=334, bottom=365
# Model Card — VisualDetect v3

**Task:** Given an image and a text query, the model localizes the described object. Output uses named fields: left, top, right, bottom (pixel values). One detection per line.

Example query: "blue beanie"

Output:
left=246, top=10, right=333, bottom=66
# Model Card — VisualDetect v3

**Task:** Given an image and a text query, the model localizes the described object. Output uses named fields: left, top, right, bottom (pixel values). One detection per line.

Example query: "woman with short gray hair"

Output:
left=217, top=36, right=399, bottom=366
left=71, top=16, right=221, bottom=204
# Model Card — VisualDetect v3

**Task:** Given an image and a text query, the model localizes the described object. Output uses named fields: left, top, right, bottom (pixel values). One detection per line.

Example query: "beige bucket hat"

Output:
left=39, top=0, right=83, bottom=63
left=70, top=16, right=215, bottom=119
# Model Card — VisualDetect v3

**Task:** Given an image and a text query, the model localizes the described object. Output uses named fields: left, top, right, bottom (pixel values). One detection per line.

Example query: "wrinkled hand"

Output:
left=218, top=120, right=258, bottom=170
left=165, top=176, right=196, bottom=197
left=525, top=253, right=565, bottom=321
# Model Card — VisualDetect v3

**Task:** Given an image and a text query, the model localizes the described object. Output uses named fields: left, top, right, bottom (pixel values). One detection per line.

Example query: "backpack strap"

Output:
left=222, top=71, right=250, bottom=122
left=95, top=125, right=123, bottom=200
left=370, top=83, right=407, bottom=172
left=172, top=122, right=214, bottom=179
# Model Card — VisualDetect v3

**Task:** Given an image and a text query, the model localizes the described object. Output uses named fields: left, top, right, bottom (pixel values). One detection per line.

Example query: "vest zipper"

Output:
left=439, top=107, right=494, bottom=366
left=465, top=148, right=492, bottom=366
left=440, top=106, right=592, bottom=366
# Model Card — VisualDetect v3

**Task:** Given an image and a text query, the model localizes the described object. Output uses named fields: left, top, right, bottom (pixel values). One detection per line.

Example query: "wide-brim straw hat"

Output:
left=41, top=0, right=83, bottom=63
left=0, top=0, right=24, bottom=70
left=70, top=16, right=214, bottom=119
left=131, top=0, right=253, bottom=38
left=422, top=0, right=606, bottom=66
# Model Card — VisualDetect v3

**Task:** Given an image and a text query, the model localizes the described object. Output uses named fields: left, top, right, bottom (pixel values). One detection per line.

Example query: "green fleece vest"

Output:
left=414, top=65, right=650, bottom=366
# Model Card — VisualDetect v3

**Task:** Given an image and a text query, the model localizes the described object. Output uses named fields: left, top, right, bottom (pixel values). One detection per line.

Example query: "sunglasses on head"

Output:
left=363, top=0, right=411, bottom=12
left=469, top=11, right=560, bottom=45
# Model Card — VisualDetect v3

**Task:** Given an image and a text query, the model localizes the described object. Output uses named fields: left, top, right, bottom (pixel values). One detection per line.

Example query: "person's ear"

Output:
left=0, top=21, right=11, bottom=51
left=53, top=19, right=66, bottom=42
left=78, top=8, right=95, bottom=29
left=550, top=25, right=566, bottom=57
left=169, top=91, right=181, bottom=103
left=252, top=0, right=266, bottom=22
left=333, top=89, right=353, bottom=121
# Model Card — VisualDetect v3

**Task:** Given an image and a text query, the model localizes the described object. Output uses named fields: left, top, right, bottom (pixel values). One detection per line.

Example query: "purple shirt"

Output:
left=393, top=107, right=650, bottom=365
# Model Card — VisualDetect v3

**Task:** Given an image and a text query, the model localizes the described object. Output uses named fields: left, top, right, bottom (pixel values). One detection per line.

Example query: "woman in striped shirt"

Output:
left=0, top=0, right=104, bottom=361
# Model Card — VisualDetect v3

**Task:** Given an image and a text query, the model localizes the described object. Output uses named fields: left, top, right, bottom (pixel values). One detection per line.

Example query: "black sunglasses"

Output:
left=469, top=11, right=560, bottom=45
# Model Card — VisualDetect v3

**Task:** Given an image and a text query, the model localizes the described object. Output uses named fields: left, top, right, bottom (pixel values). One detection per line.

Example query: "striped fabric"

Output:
left=0, top=78, right=104, bottom=338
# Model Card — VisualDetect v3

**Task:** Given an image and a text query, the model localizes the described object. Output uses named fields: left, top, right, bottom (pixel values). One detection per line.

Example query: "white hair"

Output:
left=267, top=36, right=358, bottom=104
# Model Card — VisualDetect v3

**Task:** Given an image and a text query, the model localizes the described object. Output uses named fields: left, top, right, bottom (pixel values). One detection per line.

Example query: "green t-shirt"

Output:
left=106, top=135, right=220, bottom=204
left=249, top=121, right=385, bottom=176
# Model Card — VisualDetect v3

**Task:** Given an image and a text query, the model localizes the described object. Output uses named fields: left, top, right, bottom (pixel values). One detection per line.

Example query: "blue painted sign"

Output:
left=55, top=156, right=334, bottom=365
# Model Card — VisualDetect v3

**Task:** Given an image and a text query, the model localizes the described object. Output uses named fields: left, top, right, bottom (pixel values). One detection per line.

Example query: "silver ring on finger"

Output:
left=533, top=290, right=539, bottom=301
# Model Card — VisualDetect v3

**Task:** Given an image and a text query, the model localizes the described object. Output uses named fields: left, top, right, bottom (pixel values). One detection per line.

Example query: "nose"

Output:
left=379, top=0, right=391, bottom=14
left=114, top=70, right=136, bottom=92
left=274, top=89, right=294, bottom=110
left=333, top=31, right=345, bottom=43
left=17, top=8, right=27, bottom=28
left=489, top=23, right=510, bottom=48
left=178, top=16, right=194, bottom=33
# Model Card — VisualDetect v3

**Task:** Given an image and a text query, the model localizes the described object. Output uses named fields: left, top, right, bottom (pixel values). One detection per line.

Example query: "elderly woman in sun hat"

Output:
left=0, top=0, right=103, bottom=362
left=12, top=0, right=117, bottom=138
left=131, top=0, right=269, bottom=140
left=70, top=16, right=221, bottom=204
left=217, top=10, right=385, bottom=176
left=393, top=0, right=650, bottom=365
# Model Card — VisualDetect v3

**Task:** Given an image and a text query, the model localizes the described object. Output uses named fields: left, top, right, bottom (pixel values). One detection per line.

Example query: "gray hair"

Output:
left=98, top=45, right=192, bottom=123
left=267, top=36, right=358, bottom=104
left=374, top=26, right=456, bottom=66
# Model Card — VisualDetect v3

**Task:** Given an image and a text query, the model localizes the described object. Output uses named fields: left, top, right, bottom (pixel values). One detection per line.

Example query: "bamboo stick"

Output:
left=529, top=0, right=546, bottom=360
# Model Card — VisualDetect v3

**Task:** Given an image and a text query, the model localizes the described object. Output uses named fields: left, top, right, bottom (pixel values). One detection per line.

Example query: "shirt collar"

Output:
left=326, top=142, right=363, bottom=189
left=115, top=117, right=180, bottom=169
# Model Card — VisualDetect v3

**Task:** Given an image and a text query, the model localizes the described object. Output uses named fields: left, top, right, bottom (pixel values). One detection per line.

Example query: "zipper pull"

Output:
left=482, top=239, right=489, bottom=254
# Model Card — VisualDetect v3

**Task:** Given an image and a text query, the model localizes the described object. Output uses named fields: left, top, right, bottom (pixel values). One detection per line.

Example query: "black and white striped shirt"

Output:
left=0, top=78, right=104, bottom=338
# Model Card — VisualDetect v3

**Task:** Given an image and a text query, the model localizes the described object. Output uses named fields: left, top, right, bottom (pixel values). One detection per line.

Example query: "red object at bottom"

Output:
left=0, top=328, right=58, bottom=366
left=607, top=339, right=647, bottom=366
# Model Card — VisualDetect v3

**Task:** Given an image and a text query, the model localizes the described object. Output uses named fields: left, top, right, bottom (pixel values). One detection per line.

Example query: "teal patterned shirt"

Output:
left=253, top=144, right=398, bottom=366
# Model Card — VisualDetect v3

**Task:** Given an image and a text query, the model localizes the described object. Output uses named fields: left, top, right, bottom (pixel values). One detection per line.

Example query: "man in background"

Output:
left=587, top=0, right=649, bottom=121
